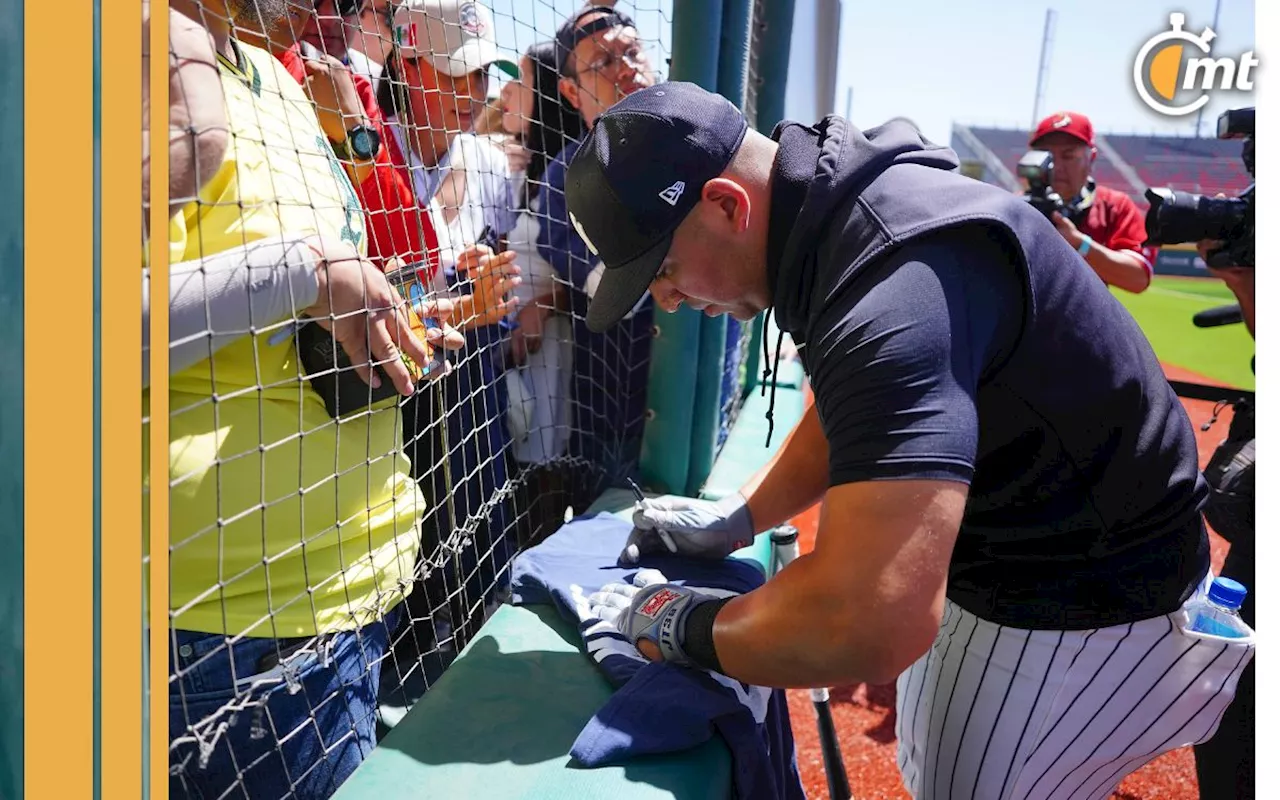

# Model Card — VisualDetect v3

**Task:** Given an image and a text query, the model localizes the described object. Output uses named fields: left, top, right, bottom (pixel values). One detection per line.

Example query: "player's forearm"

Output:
left=738, top=398, right=829, bottom=532
left=1086, top=245, right=1151, bottom=294
left=710, top=553, right=917, bottom=687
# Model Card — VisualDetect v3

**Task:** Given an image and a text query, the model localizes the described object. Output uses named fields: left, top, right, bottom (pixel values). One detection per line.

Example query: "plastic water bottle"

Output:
left=771, top=524, right=801, bottom=574
left=1186, top=578, right=1253, bottom=638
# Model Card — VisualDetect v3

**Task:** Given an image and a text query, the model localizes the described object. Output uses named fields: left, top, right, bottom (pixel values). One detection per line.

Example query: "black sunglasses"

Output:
left=333, top=0, right=397, bottom=29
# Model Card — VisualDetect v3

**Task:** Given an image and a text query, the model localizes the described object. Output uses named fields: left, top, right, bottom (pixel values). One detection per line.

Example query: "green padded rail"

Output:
left=337, top=349, right=806, bottom=798
left=334, top=603, right=731, bottom=800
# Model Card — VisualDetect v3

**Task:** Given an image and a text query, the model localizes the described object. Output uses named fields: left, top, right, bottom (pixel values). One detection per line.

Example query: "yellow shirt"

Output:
left=149, top=41, right=424, bottom=637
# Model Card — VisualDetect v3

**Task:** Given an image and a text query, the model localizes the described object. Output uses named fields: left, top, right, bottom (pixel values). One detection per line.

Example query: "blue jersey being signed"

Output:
left=511, top=515, right=803, bottom=800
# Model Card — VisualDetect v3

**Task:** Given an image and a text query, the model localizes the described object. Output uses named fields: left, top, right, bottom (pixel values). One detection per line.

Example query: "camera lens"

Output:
left=1143, top=188, right=1249, bottom=246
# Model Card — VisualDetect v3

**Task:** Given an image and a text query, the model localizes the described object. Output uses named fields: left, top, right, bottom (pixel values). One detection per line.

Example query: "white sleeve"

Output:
left=144, top=235, right=320, bottom=387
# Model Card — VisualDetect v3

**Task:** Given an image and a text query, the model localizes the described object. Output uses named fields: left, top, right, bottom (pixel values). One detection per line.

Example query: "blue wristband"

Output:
left=1077, top=234, right=1093, bottom=257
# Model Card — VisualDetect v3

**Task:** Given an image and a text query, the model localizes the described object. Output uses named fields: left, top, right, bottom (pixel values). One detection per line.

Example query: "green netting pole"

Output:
left=741, top=0, right=796, bottom=395
left=0, top=0, right=22, bottom=796
left=685, top=0, right=754, bottom=495
left=637, top=0, right=725, bottom=495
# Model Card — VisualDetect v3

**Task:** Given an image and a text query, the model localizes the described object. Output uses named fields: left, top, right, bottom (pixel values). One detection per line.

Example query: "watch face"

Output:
left=349, top=127, right=379, bottom=161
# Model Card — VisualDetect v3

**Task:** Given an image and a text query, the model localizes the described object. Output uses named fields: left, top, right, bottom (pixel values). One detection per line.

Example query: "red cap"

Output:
left=1030, top=111, right=1094, bottom=147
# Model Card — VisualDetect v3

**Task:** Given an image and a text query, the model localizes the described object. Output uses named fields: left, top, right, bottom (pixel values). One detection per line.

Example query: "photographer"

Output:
left=1026, top=111, right=1153, bottom=293
left=1191, top=240, right=1255, bottom=800
left=1199, top=236, right=1255, bottom=336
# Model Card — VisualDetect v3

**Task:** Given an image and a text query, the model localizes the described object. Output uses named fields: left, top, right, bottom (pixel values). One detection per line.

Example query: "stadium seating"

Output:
left=959, top=125, right=1250, bottom=207
left=1105, top=134, right=1250, bottom=198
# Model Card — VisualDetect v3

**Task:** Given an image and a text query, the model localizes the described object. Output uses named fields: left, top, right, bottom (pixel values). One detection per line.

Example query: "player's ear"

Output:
left=559, top=76, right=581, bottom=111
left=701, top=178, right=751, bottom=234
left=1089, top=147, right=1098, bottom=164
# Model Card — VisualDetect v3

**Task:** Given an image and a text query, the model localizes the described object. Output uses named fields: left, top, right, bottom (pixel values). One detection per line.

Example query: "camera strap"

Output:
left=1063, top=178, right=1097, bottom=222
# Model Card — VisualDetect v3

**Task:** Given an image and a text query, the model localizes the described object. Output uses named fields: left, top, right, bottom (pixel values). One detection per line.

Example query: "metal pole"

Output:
left=740, top=0, right=796, bottom=397
left=687, top=0, right=756, bottom=495
left=1195, top=0, right=1224, bottom=137
left=844, top=85, right=853, bottom=119
left=814, top=0, right=842, bottom=117
left=1030, top=8, right=1056, bottom=127
left=639, top=0, right=725, bottom=495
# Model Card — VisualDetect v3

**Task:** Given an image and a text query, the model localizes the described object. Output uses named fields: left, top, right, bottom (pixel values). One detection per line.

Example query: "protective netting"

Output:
left=714, top=0, right=766, bottom=456
left=154, top=2, right=761, bottom=797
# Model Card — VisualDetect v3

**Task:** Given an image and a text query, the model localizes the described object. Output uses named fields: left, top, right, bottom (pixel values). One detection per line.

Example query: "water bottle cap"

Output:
left=1207, top=577, right=1247, bottom=610
left=770, top=524, right=800, bottom=545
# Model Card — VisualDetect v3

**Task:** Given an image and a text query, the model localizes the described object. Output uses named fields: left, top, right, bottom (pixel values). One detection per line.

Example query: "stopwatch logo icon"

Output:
left=1133, top=13, right=1258, bottom=117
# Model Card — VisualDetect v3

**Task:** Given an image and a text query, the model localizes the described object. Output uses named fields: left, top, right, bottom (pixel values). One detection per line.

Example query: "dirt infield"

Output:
left=785, top=366, right=1242, bottom=799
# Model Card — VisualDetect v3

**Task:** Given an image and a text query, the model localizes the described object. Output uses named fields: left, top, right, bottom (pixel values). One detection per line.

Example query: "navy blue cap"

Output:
left=565, top=82, right=748, bottom=332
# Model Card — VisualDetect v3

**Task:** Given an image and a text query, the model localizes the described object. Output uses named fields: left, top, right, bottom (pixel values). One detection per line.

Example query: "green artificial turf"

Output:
left=1111, top=277, right=1255, bottom=390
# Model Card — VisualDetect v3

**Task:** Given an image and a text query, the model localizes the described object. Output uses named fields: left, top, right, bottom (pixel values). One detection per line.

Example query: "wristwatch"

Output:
left=332, top=123, right=381, bottom=163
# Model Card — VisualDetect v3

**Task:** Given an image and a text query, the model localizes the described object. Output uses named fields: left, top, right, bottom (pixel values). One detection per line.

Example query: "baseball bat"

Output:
left=811, top=686, right=852, bottom=800
left=771, top=525, right=853, bottom=800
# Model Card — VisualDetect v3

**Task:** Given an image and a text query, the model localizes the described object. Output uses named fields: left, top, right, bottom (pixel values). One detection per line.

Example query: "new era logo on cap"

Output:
left=565, top=82, right=748, bottom=333
left=659, top=181, right=686, bottom=206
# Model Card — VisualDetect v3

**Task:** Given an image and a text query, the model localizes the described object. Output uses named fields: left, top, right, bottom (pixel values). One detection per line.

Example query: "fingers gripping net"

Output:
left=158, top=1, right=686, bottom=797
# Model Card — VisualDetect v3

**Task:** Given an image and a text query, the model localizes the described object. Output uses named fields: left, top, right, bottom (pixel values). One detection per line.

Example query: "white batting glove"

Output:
left=620, top=493, right=756, bottom=564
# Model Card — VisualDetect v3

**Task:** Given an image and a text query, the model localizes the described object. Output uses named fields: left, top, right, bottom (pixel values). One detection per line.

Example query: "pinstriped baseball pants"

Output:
left=894, top=572, right=1254, bottom=800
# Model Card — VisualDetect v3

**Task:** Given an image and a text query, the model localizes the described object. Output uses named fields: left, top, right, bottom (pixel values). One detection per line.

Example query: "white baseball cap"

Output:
left=393, top=0, right=519, bottom=79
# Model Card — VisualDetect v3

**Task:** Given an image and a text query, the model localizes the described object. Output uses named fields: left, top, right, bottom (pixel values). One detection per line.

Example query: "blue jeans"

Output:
left=168, top=609, right=400, bottom=800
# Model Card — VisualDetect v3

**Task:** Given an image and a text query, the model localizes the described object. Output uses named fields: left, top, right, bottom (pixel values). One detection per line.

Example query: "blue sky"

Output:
left=834, top=0, right=1257, bottom=143
left=489, top=0, right=1256, bottom=143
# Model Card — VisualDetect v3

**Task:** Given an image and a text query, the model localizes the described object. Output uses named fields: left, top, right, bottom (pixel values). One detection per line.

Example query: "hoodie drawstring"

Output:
left=763, top=324, right=787, bottom=448
left=759, top=307, right=774, bottom=399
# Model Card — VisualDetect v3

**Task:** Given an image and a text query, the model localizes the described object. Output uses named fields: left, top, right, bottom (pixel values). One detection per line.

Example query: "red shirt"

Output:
left=276, top=46, right=440, bottom=278
left=1073, top=184, right=1157, bottom=278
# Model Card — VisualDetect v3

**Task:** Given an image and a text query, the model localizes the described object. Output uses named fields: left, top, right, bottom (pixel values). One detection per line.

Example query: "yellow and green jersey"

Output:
left=148, top=40, right=423, bottom=638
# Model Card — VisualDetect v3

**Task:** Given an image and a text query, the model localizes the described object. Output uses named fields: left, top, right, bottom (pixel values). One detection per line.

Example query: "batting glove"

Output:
left=590, top=581, right=723, bottom=668
left=620, top=492, right=756, bottom=565
left=584, top=568, right=667, bottom=626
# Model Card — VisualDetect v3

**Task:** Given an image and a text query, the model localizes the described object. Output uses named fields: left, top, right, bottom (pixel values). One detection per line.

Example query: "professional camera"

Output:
left=1144, top=107, right=1254, bottom=268
left=1017, top=150, right=1067, bottom=219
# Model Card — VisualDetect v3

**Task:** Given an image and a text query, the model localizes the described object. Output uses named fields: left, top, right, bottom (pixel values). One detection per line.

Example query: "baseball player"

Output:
left=567, top=82, right=1254, bottom=799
